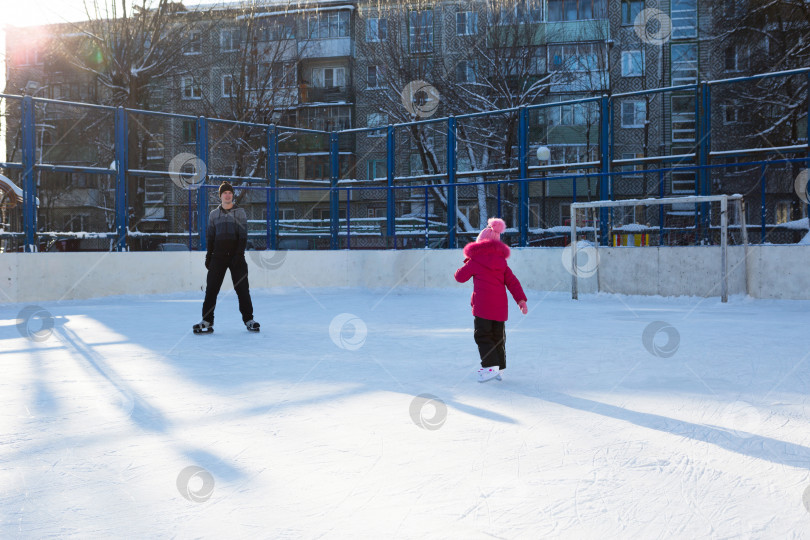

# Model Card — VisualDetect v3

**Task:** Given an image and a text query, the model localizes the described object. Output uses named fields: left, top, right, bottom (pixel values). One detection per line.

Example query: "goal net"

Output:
left=568, top=194, right=748, bottom=302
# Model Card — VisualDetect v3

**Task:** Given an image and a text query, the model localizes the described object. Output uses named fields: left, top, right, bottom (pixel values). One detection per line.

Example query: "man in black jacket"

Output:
left=193, top=181, right=260, bottom=333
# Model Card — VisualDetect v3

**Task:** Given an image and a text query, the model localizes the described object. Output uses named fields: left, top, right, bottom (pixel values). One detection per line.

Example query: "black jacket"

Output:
left=206, top=204, right=247, bottom=258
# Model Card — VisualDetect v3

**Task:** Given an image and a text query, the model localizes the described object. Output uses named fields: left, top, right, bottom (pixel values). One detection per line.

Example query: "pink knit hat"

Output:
left=476, top=217, right=506, bottom=242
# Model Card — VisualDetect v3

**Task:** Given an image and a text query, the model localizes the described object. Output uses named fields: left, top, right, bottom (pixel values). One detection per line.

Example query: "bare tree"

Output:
left=712, top=0, right=810, bottom=149
left=357, top=0, right=553, bottom=232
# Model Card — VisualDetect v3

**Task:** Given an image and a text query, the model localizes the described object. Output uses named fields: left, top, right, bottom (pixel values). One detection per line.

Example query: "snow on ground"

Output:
left=2, top=286, right=810, bottom=538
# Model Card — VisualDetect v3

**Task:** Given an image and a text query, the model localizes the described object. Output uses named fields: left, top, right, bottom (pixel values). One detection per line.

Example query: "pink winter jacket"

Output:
left=454, top=239, right=527, bottom=322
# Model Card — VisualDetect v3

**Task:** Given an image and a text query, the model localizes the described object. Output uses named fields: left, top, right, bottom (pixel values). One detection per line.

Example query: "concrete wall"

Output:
left=1, top=246, right=809, bottom=303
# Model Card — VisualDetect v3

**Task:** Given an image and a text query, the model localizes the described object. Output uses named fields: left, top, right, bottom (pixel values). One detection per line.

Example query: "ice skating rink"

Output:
left=3, top=287, right=810, bottom=538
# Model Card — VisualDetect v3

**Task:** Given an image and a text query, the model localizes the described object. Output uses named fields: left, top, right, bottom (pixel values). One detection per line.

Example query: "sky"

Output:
left=0, top=0, right=246, bottom=162
left=0, top=0, right=253, bottom=92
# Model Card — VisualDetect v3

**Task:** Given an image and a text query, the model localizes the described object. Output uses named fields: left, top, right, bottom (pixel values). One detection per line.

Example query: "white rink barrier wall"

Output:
left=1, top=246, right=809, bottom=303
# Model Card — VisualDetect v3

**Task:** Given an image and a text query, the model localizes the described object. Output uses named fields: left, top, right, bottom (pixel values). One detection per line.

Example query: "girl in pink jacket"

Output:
left=454, top=218, right=528, bottom=383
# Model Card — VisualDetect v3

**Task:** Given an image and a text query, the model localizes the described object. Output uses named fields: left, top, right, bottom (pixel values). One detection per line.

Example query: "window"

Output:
left=316, top=208, right=345, bottom=220
left=724, top=46, right=746, bottom=72
left=549, top=145, right=596, bottom=165
left=670, top=153, right=695, bottom=193
left=184, top=31, right=201, bottom=54
left=496, top=0, right=543, bottom=23
left=63, top=214, right=90, bottom=232
left=222, top=74, right=234, bottom=97
left=182, top=120, right=196, bottom=144
left=621, top=50, right=643, bottom=77
left=549, top=43, right=603, bottom=72
left=308, top=11, right=350, bottom=39
left=73, top=173, right=88, bottom=188
left=367, top=65, right=384, bottom=88
left=278, top=155, right=298, bottom=179
left=671, top=0, right=697, bottom=39
left=529, top=47, right=546, bottom=75
left=220, top=29, right=240, bottom=52
left=456, top=61, right=476, bottom=83
left=548, top=0, right=606, bottom=21
left=723, top=104, right=740, bottom=124
left=671, top=95, right=695, bottom=142
left=20, top=46, right=41, bottom=66
left=621, top=100, right=646, bottom=128
left=457, top=11, right=477, bottom=35
left=776, top=201, right=792, bottom=224
left=368, top=113, right=387, bottom=137
left=368, top=208, right=385, bottom=219
left=272, top=63, right=296, bottom=87
left=368, top=159, right=386, bottom=180
left=366, top=17, right=388, bottom=42
left=299, top=106, right=351, bottom=131
left=146, top=134, right=163, bottom=160
left=181, top=76, right=201, bottom=99
left=550, top=98, right=594, bottom=126
left=621, top=0, right=643, bottom=25
left=620, top=152, right=645, bottom=177
left=311, top=67, right=346, bottom=88
left=671, top=43, right=698, bottom=86
left=261, top=16, right=295, bottom=41
left=409, top=9, right=434, bottom=53
left=278, top=208, right=295, bottom=221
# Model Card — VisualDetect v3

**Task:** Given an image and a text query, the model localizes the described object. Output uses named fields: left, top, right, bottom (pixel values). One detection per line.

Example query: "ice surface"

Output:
left=2, top=287, right=810, bottom=538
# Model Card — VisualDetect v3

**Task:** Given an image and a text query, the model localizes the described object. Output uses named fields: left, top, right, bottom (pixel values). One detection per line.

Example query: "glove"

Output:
left=518, top=300, right=528, bottom=315
left=205, top=252, right=211, bottom=270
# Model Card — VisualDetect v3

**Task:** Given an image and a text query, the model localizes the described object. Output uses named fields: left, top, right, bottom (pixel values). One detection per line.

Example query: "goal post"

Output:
left=569, top=194, right=747, bottom=303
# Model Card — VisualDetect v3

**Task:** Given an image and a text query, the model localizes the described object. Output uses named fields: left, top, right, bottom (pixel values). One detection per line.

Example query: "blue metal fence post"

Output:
left=447, top=116, right=457, bottom=249
left=196, top=116, right=209, bottom=250
left=346, top=189, right=352, bottom=249
left=699, top=82, right=712, bottom=243
left=659, top=170, right=665, bottom=245
left=21, top=96, right=36, bottom=252
left=599, top=95, right=611, bottom=245
left=114, top=107, right=128, bottom=252
left=386, top=124, right=396, bottom=247
left=760, top=164, right=766, bottom=242
left=267, top=124, right=278, bottom=250
left=330, top=131, right=339, bottom=250
left=518, top=106, right=529, bottom=247
left=424, top=186, right=429, bottom=248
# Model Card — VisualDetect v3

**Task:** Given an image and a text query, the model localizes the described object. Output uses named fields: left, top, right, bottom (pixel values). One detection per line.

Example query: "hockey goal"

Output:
left=568, top=194, right=748, bottom=302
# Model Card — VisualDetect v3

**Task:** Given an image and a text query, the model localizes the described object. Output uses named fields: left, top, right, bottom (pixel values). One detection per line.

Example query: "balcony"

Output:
left=299, top=85, right=351, bottom=104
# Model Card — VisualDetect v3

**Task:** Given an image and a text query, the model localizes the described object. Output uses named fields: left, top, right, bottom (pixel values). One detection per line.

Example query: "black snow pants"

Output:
left=474, top=316, right=506, bottom=370
left=202, top=254, right=253, bottom=325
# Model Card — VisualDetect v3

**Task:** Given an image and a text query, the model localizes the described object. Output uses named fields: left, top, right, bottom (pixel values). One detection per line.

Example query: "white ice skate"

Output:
left=477, top=366, right=501, bottom=383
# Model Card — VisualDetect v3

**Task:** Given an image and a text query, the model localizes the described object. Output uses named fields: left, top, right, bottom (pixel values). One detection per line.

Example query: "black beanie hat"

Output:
left=218, top=181, right=234, bottom=197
